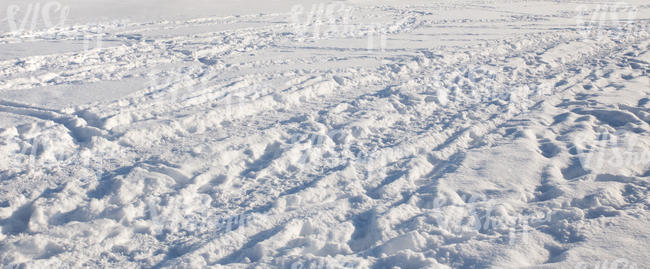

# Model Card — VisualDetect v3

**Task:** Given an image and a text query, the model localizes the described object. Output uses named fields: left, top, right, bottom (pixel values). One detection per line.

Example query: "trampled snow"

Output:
left=0, top=0, right=649, bottom=268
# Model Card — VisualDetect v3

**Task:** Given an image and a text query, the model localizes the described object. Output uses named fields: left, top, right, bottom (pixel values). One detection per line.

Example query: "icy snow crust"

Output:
left=0, top=0, right=649, bottom=268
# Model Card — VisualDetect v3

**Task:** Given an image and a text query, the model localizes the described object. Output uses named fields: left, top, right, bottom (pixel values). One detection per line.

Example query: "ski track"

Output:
left=0, top=1, right=649, bottom=268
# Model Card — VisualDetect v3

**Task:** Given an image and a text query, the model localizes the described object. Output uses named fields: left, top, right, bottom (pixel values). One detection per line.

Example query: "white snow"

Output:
left=0, top=0, right=649, bottom=268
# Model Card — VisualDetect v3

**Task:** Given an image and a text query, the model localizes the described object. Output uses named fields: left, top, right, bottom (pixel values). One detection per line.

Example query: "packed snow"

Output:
left=0, top=0, right=649, bottom=268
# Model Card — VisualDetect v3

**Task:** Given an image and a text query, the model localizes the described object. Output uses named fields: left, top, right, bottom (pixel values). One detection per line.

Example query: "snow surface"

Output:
left=0, top=0, right=649, bottom=268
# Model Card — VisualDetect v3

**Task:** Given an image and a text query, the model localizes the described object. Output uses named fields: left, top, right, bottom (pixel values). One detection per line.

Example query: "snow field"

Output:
left=0, top=0, right=649, bottom=268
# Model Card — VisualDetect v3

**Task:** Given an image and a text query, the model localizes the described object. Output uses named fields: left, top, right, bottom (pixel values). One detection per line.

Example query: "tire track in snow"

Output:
left=0, top=99, right=105, bottom=144
left=167, top=32, right=650, bottom=266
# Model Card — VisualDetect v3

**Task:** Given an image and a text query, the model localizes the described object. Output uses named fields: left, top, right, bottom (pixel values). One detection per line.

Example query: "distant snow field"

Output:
left=0, top=0, right=649, bottom=268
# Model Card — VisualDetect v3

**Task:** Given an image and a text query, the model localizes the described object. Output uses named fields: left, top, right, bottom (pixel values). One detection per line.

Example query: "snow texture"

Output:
left=0, top=0, right=649, bottom=268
